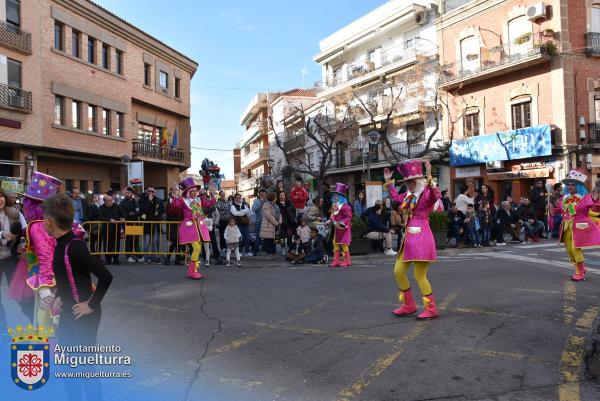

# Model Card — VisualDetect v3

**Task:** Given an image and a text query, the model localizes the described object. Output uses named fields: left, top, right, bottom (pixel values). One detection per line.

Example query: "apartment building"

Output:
left=438, top=0, right=600, bottom=200
left=312, top=0, right=446, bottom=198
left=0, top=0, right=197, bottom=196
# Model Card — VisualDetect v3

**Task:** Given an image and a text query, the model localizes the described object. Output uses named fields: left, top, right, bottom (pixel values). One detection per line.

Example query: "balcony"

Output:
left=328, top=140, right=427, bottom=173
left=0, top=83, right=32, bottom=113
left=132, top=139, right=185, bottom=163
left=241, top=147, right=268, bottom=168
left=283, top=135, right=306, bottom=153
left=441, top=0, right=472, bottom=14
left=0, top=20, right=32, bottom=54
left=585, top=33, right=600, bottom=56
left=439, top=39, right=553, bottom=90
left=315, top=38, right=435, bottom=94
left=589, top=123, right=600, bottom=144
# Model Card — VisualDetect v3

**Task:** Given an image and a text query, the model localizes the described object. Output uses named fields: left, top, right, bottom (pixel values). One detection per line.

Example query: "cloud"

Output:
left=240, top=24, right=255, bottom=32
left=217, top=8, right=257, bottom=33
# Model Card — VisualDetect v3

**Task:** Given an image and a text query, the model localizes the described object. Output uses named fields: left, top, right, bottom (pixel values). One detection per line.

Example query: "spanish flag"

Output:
left=160, top=126, right=169, bottom=147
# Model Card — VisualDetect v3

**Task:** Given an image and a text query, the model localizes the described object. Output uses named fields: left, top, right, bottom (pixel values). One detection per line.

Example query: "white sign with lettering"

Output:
left=455, top=166, right=480, bottom=178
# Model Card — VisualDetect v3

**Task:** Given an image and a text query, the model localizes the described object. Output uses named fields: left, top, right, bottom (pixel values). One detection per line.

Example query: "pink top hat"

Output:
left=332, top=183, right=348, bottom=197
left=397, top=159, right=425, bottom=181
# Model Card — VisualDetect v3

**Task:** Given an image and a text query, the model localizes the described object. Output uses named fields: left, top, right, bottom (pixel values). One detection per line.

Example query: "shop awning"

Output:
left=450, top=124, right=552, bottom=167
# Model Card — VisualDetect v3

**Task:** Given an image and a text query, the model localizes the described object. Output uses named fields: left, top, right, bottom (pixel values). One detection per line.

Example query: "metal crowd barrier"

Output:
left=81, top=221, right=186, bottom=257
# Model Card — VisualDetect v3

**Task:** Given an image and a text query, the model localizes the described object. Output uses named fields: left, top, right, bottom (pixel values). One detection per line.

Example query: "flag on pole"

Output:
left=150, top=116, right=158, bottom=144
left=171, top=125, right=179, bottom=147
left=160, top=125, right=169, bottom=147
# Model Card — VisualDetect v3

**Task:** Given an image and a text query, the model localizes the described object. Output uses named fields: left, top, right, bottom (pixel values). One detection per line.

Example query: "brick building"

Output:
left=0, top=0, right=197, bottom=197
left=437, top=0, right=600, bottom=201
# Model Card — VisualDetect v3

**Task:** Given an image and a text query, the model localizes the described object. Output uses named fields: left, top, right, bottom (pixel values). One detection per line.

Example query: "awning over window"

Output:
left=450, top=124, right=552, bottom=167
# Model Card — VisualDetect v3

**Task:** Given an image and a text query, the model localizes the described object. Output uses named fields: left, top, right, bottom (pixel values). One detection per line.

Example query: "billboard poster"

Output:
left=127, top=161, right=144, bottom=190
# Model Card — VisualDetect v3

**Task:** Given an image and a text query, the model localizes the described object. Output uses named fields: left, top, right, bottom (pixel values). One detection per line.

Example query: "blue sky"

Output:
left=96, top=0, right=386, bottom=178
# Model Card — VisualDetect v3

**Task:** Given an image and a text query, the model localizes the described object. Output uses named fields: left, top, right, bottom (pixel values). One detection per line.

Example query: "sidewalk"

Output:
left=437, top=238, right=559, bottom=256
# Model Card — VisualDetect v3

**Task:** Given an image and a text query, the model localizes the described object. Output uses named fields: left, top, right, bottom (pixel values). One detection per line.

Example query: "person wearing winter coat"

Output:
left=224, top=217, right=242, bottom=267
left=260, top=192, right=281, bottom=259
left=276, top=192, right=297, bottom=254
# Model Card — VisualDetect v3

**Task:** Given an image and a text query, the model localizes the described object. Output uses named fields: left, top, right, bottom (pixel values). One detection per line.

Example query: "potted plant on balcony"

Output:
left=542, top=41, right=558, bottom=56
left=513, top=32, right=532, bottom=45
left=349, top=215, right=371, bottom=255
left=429, top=211, right=449, bottom=249
left=542, top=28, right=555, bottom=38
left=465, top=53, right=479, bottom=61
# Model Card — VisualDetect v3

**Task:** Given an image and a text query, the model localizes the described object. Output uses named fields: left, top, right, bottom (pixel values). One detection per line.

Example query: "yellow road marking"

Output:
left=334, top=292, right=458, bottom=401
left=559, top=303, right=600, bottom=401
left=564, top=281, right=576, bottom=325
left=457, top=348, right=555, bottom=366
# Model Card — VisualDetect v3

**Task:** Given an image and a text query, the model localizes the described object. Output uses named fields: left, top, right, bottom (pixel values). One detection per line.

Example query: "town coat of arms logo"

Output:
left=8, top=324, right=53, bottom=390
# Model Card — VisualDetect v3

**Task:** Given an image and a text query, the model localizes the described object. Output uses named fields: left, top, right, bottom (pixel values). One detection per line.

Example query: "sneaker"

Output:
left=496, top=242, right=507, bottom=246
left=206, top=260, right=210, bottom=267
left=127, top=257, right=136, bottom=263
left=246, top=252, right=254, bottom=257
left=269, top=256, right=278, bottom=260
left=322, top=255, right=329, bottom=264
left=226, top=261, right=231, bottom=266
left=237, top=261, right=242, bottom=267
left=384, top=249, right=397, bottom=256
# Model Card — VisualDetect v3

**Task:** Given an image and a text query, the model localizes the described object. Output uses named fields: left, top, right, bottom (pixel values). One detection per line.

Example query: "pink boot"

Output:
left=330, top=251, right=341, bottom=268
left=340, top=251, right=352, bottom=267
left=417, top=294, right=439, bottom=320
left=571, top=262, right=587, bottom=282
left=392, top=289, right=417, bottom=316
left=187, top=261, right=202, bottom=280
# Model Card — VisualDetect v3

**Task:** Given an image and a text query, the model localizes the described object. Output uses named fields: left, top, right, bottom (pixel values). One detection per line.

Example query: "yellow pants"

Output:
left=563, top=223, right=584, bottom=264
left=333, top=240, right=349, bottom=255
left=393, top=250, right=432, bottom=296
left=190, top=241, right=202, bottom=262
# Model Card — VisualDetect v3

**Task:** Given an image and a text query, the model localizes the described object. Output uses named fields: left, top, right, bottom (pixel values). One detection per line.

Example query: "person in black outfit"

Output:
left=119, top=187, right=139, bottom=262
left=447, top=203, right=465, bottom=247
left=43, top=194, right=112, bottom=401
left=277, top=191, right=297, bottom=254
left=164, top=191, right=184, bottom=266
left=138, top=187, right=164, bottom=263
left=99, top=194, right=125, bottom=265
left=87, top=194, right=102, bottom=257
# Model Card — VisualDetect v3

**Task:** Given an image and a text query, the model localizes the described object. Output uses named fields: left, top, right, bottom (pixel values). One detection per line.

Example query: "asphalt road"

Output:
left=3, top=241, right=600, bottom=401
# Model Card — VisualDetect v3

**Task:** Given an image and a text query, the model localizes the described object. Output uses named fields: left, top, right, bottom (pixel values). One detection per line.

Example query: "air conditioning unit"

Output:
left=416, top=11, right=429, bottom=25
left=486, top=161, right=504, bottom=170
left=526, top=3, right=547, bottom=20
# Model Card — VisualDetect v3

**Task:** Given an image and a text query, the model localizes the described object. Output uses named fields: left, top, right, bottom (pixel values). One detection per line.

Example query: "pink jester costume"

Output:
left=386, top=159, right=441, bottom=320
left=558, top=170, right=600, bottom=281
left=171, top=177, right=211, bottom=280
left=328, top=183, right=353, bottom=268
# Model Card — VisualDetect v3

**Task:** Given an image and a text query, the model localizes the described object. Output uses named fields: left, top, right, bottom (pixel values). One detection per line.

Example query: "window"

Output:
left=460, top=35, right=479, bottom=72
left=93, top=181, right=101, bottom=194
left=159, top=70, right=168, bottom=89
left=88, top=105, right=97, bottom=132
left=72, top=100, right=81, bottom=129
left=65, top=180, right=74, bottom=193
left=80, top=180, right=88, bottom=195
left=407, top=121, right=426, bottom=143
left=115, top=50, right=123, bottom=75
left=463, top=112, right=480, bottom=137
left=87, top=37, right=95, bottom=64
left=367, top=47, right=380, bottom=68
left=54, top=22, right=63, bottom=50
left=335, top=142, right=347, bottom=168
left=72, top=30, right=80, bottom=58
left=102, top=44, right=109, bottom=69
left=137, top=122, right=154, bottom=143
left=7, top=58, right=21, bottom=88
left=332, top=65, right=342, bottom=85
left=508, top=16, right=532, bottom=55
left=144, top=63, right=151, bottom=86
left=54, top=96, right=65, bottom=125
left=175, top=78, right=181, bottom=98
left=6, top=0, right=20, bottom=29
left=102, top=109, right=110, bottom=135
left=511, top=101, right=532, bottom=129
left=116, top=112, right=124, bottom=137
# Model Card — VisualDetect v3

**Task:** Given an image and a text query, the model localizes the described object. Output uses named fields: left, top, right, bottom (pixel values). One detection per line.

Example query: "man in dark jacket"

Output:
left=529, top=180, right=548, bottom=223
left=497, top=200, right=522, bottom=243
left=99, top=194, right=125, bottom=265
left=304, top=228, right=327, bottom=264
left=138, top=186, right=164, bottom=263
left=447, top=203, right=465, bottom=247
left=119, top=187, right=139, bottom=262
left=164, top=191, right=184, bottom=266
left=366, top=205, right=396, bottom=255
left=517, top=197, right=545, bottom=241
left=71, top=188, right=88, bottom=224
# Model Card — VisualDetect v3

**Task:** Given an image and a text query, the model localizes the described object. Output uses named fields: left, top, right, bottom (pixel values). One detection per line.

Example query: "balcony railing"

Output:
left=440, top=39, right=552, bottom=86
left=315, top=38, right=434, bottom=91
left=589, top=123, right=600, bottom=144
left=132, top=139, right=185, bottom=162
left=585, top=32, right=600, bottom=56
left=331, top=141, right=427, bottom=169
left=0, top=20, right=32, bottom=54
left=0, top=83, right=32, bottom=113
left=241, top=147, right=268, bottom=167
left=283, top=135, right=306, bottom=152
left=441, top=0, right=472, bottom=14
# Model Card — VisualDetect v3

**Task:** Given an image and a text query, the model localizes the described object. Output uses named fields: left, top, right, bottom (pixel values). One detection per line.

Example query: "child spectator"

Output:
left=224, top=217, right=242, bottom=267
left=296, top=218, right=311, bottom=245
left=477, top=200, right=493, bottom=247
left=287, top=235, right=307, bottom=264
left=305, top=228, right=328, bottom=264
left=464, top=203, right=481, bottom=247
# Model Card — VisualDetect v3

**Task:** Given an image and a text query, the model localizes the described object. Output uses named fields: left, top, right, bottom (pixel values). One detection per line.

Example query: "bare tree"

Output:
left=270, top=93, right=359, bottom=196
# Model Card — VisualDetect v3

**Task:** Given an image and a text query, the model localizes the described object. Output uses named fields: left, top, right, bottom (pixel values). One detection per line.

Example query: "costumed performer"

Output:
left=326, top=183, right=353, bottom=268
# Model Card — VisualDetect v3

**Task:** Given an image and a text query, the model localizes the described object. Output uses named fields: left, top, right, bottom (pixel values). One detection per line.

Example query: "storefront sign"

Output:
left=0, top=176, right=23, bottom=193
left=487, top=168, right=551, bottom=181
left=450, top=124, right=552, bottom=167
left=520, top=162, right=545, bottom=170
left=455, top=166, right=480, bottom=178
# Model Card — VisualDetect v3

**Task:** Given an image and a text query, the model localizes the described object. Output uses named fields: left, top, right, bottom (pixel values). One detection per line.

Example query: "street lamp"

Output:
left=356, top=128, right=382, bottom=181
